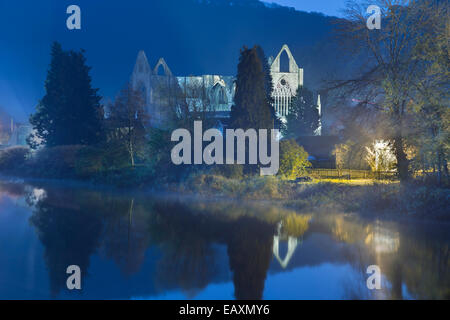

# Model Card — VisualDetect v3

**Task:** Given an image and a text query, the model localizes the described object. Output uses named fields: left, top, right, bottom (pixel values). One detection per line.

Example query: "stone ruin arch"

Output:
left=269, top=44, right=304, bottom=120
left=130, top=51, right=177, bottom=128
left=271, top=44, right=299, bottom=74
left=153, top=58, right=173, bottom=76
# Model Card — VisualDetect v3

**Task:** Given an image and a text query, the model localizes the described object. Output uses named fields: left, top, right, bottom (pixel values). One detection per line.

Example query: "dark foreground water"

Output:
left=0, top=179, right=448, bottom=300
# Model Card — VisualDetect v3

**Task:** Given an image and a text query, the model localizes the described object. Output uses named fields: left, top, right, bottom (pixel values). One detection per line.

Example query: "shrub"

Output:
left=74, top=146, right=107, bottom=179
left=1, top=143, right=157, bottom=186
left=184, top=174, right=241, bottom=195
left=279, top=139, right=311, bottom=179
left=244, top=176, right=287, bottom=199
left=0, top=146, right=30, bottom=173
left=29, top=145, right=86, bottom=179
left=401, top=185, right=450, bottom=219
left=211, top=164, right=244, bottom=179
left=183, top=173, right=294, bottom=199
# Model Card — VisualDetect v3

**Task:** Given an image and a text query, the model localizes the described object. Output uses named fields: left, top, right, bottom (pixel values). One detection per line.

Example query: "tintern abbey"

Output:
left=130, top=44, right=321, bottom=134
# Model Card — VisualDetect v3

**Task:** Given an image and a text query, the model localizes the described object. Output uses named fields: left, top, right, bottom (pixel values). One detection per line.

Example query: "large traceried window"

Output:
left=272, top=78, right=293, bottom=117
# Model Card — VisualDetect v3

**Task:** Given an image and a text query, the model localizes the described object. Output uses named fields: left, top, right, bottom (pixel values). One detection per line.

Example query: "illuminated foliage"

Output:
left=278, top=139, right=311, bottom=179
left=365, top=140, right=397, bottom=172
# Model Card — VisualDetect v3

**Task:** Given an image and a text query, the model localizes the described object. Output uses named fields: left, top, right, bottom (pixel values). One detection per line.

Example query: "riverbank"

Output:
left=171, top=174, right=450, bottom=221
left=0, top=172, right=449, bottom=221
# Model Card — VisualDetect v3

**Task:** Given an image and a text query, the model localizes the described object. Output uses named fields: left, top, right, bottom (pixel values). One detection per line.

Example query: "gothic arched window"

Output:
left=212, top=84, right=228, bottom=105
left=279, top=50, right=290, bottom=73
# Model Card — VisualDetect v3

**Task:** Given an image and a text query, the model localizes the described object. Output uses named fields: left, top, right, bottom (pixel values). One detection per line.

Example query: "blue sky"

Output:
left=271, top=0, right=347, bottom=16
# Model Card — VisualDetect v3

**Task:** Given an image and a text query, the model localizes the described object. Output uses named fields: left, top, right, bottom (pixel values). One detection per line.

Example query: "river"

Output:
left=0, top=179, right=448, bottom=299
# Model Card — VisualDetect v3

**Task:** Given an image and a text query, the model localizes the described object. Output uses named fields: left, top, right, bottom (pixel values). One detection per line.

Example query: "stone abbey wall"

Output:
left=130, top=45, right=320, bottom=131
left=269, top=44, right=304, bottom=119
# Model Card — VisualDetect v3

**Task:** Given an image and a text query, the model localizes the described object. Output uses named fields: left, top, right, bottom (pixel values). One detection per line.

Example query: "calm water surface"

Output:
left=0, top=179, right=448, bottom=300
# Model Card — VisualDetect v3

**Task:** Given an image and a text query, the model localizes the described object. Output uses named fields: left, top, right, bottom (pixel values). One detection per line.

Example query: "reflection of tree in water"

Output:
left=227, top=217, right=274, bottom=300
left=391, top=227, right=450, bottom=300
left=100, top=197, right=152, bottom=276
left=29, top=188, right=103, bottom=298
left=323, top=213, right=450, bottom=300
left=149, top=202, right=225, bottom=296
left=29, top=187, right=156, bottom=297
left=148, top=201, right=277, bottom=300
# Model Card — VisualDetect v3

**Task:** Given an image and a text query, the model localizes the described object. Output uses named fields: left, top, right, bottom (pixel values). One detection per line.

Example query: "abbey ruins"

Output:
left=130, top=44, right=321, bottom=134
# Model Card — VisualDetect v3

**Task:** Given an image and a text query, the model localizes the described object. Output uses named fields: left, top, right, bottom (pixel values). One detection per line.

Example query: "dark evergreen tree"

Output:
left=29, top=42, right=104, bottom=148
left=255, top=45, right=282, bottom=129
left=229, top=46, right=273, bottom=130
left=282, top=86, right=320, bottom=138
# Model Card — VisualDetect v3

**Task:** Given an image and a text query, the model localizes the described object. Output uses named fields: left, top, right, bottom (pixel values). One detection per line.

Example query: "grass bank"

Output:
left=175, top=174, right=449, bottom=221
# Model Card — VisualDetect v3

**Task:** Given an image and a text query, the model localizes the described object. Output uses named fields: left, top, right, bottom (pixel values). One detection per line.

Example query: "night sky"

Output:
left=0, top=0, right=347, bottom=122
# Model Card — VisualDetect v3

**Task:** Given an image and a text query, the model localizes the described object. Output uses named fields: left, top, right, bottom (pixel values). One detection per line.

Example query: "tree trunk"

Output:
left=130, top=148, right=135, bottom=167
left=443, top=157, right=449, bottom=179
left=437, top=150, right=442, bottom=186
left=393, top=135, right=409, bottom=182
left=129, top=138, right=135, bottom=167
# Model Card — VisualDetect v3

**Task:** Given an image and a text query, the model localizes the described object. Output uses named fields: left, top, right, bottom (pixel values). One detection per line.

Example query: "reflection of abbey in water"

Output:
left=130, top=44, right=321, bottom=128
left=273, top=221, right=301, bottom=269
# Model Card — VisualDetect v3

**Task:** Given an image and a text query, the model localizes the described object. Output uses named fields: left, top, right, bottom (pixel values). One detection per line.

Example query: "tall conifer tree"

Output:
left=230, top=46, right=274, bottom=130
left=29, top=42, right=104, bottom=148
left=255, top=45, right=281, bottom=129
